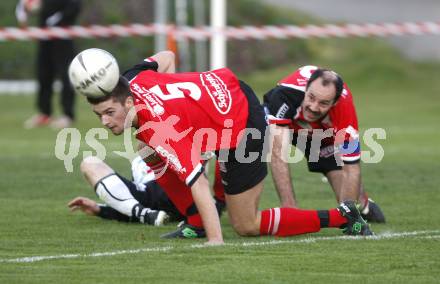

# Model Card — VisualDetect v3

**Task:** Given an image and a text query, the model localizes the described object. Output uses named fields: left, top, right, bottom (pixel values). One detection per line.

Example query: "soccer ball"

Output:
left=68, top=48, right=120, bottom=98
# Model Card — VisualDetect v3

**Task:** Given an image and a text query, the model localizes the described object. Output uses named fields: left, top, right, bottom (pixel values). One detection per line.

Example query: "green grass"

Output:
left=1, top=36, right=440, bottom=283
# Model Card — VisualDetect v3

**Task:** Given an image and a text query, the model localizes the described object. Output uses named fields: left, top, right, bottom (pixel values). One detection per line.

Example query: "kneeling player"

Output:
left=264, top=65, right=385, bottom=223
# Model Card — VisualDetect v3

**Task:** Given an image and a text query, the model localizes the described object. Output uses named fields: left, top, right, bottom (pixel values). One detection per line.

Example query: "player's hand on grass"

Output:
left=68, top=197, right=100, bottom=216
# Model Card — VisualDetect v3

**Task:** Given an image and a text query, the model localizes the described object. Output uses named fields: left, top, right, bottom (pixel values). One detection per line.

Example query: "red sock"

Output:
left=187, top=214, right=203, bottom=228
left=260, top=208, right=348, bottom=237
left=359, top=191, right=369, bottom=211
left=260, top=208, right=321, bottom=237
left=213, top=161, right=225, bottom=202
left=328, top=208, right=347, bottom=228
left=153, top=166, right=203, bottom=228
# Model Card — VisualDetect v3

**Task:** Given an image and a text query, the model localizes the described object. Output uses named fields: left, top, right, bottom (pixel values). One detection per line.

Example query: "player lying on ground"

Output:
left=264, top=66, right=385, bottom=223
left=68, top=155, right=181, bottom=225
left=68, top=155, right=226, bottom=226
left=69, top=49, right=373, bottom=244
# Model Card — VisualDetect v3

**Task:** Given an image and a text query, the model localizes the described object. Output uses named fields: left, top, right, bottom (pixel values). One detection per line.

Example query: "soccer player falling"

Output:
left=68, top=49, right=373, bottom=245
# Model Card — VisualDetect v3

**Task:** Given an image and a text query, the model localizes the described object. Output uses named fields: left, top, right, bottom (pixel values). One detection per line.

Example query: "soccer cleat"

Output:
left=134, top=205, right=169, bottom=226
left=361, top=198, right=386, bottom=223
left=338, top=201, right=374, bottom=236
left=151, top=210, right=170, bottom=226
left=161, top=223, right=206, bottom=239
left=50, top=116, right=73, bottom=129
left=24, top=114, right=51, bottom=129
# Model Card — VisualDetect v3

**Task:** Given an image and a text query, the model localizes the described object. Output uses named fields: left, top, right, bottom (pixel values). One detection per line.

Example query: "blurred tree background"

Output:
left=0, top=0, right=321, bottom=78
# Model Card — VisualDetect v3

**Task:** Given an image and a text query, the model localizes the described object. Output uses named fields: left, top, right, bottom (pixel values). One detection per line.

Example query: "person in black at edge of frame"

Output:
left=16, top=0, right=82, bottom=129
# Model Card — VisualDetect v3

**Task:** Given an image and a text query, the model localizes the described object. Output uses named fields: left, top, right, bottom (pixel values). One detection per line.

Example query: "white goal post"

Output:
left=210, top=0, right=226, bottom=69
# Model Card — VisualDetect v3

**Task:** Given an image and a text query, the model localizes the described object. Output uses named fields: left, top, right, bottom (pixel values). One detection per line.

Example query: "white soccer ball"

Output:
left=68, top=48, right=120, bottom=98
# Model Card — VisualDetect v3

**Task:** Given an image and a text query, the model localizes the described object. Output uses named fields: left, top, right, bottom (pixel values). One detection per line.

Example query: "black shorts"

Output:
left=291, top=134, right=343, bottom=174
left=116, top=174, right=183, bottom=219
left=216, top=81, right=268, bottom=195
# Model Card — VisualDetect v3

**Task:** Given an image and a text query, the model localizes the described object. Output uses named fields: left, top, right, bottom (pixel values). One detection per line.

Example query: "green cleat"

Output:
left=338, top=201, right=374, bottom=236
left=161, top=223, right=206, bottom=239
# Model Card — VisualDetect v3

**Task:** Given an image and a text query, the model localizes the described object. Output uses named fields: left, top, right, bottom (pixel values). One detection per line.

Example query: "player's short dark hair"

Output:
left=86, top=76, right=132, bottom=105
left=306, top=69, right=344, bottom=102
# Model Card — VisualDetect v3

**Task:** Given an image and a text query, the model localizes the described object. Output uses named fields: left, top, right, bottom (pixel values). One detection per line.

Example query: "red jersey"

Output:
left=263, top=65, right=361, bottom=163
left=124, top=59, right=249, bottom=186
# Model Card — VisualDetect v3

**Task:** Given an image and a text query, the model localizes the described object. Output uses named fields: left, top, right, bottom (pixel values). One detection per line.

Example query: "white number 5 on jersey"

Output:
left=149, top=82, right=202, bottom=101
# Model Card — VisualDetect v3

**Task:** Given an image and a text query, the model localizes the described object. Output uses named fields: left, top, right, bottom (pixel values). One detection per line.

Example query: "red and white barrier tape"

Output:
left=1, top=21, right=440, bottom=42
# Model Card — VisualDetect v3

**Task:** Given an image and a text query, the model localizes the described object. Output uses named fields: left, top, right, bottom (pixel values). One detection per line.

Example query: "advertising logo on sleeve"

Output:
left=200, top=71, right=232, bottom=114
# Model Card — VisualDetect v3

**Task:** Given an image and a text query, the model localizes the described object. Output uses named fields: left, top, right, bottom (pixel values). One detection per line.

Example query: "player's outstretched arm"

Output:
left=271, top=125, right=298, bottom=208
left=190, top=175, right=224, bottom=245
left=151, top=50, right=176, bottom=73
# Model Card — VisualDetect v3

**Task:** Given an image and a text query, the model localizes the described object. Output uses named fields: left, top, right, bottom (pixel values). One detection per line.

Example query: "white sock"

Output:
left=95, top=174, right=139, bottom=217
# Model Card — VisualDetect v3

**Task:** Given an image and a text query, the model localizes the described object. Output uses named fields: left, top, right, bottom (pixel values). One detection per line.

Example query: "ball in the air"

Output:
left=68, top=48, right=120, bottom=98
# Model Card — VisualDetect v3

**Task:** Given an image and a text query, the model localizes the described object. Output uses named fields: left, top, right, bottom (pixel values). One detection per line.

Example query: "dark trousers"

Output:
left=36, top=39, right=76, bottom=119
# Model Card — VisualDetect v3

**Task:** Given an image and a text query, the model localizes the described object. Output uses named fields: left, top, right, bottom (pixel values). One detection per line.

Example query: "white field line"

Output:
left=419, top=235, right=440, bottom=239
left=1, top=230, right=439, bottom=264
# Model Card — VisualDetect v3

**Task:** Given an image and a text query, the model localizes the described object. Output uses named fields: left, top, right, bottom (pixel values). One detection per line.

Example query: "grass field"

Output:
left=1, top=37, right=440, bottom=283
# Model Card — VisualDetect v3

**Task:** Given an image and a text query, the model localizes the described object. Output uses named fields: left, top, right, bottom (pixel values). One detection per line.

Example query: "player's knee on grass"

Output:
left=225, top=183, right=264, bottom=237
left=230, top=218, right=260, bottom=236
left=232, top=223, right=259, bottom=236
